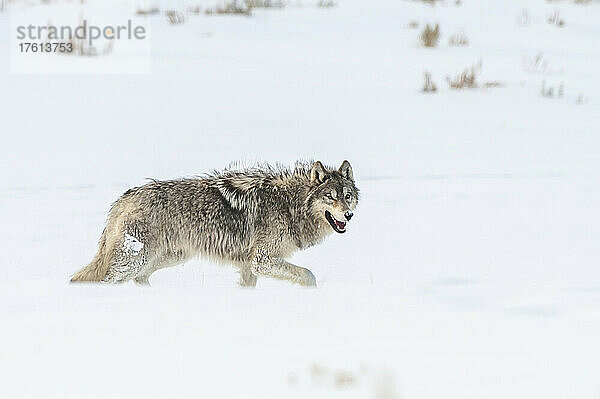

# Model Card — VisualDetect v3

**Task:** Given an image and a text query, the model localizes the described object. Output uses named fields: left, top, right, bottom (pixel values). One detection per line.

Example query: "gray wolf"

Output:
left=71, top=160, right=359, bottom=287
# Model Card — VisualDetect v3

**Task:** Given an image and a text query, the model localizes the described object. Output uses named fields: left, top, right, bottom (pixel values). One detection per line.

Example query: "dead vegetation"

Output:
left=419, top=23, right=439, bottom=48
left=547, top=10, right=565, bottom=26
left=42, top=17, right=114, bottom=56
left=423, top=66, right=502, bottom=92
left=138, top=5, right=203, bottom=19
left=205, top=0, right=252, bottom=15
left=205, top=0, right=286, bottom=15
left=165, top=10, right=186, bottom=24
left=445, top=61, right=503, bottom=90
left=575, top=94, right=588, bottom=104
left=523, top=53, right=551, bottom=73
left=448, top=30, right=468, bottom=46
left=317, top=0, right=336, bottom=8
left=56, top=36, right=114, bottom=57
left=135, top=7, right=160, bottom=16
left=447, top=65, right=479, bottom=89
left=309, top=363, right=358, bottom=390
left=187, top=5, right=202, bottom=15
left=0, top=0, right=14, bottom=12
left=289, top=363, right=401, bottom=398
left=522, top=52, right=566, bottom=75
left=421, top=61, right=504, bottom=92
left=374, top=371, right=400, bottom=399
left=407, top=20, right=419, bottom=29
left=482, top=81, right=504, bottom=89
left=548, top=0, right=597, bottom=3
left=422, top=71, right=437, bottom=93
left=541, top=81, right=564, bottom=98
left=247, top=0, right=286, bottom=7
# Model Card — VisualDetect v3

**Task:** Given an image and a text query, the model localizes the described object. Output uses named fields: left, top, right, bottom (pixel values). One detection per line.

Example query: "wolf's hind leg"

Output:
left=102, top=230, right=149, bottom=283
left=134, top=273, right=151, bottom=286
left=133, top=251, right=188, bottom=285
left=103, top=252, right=148, bottom=283
left=238, top=266, right=257, bottom=287
left=251, top=254, right=316, bottom=287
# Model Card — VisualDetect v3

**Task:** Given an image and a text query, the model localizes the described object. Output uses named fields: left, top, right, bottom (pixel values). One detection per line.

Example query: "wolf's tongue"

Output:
left=336, top=220, right=346, bottom=229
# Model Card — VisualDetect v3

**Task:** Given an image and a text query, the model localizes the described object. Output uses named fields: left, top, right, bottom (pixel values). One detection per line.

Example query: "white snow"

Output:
left=123, top=233, right=144, bottom=254
left=1, top=0, right=599, bottom=398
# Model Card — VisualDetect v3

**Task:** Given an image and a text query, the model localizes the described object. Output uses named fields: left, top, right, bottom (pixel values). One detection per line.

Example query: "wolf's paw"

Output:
left=300, top=269, right=317, bottom=287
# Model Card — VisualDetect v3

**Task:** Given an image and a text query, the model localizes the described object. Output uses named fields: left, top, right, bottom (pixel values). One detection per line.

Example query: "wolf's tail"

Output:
left=70, top=233, right=111, bottom=282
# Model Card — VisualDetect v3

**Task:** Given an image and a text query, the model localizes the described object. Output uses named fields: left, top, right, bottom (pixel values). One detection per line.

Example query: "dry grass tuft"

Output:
left=422, top=71, right=437, bottom=93
left=334, top=370, right=357, bottom=389
left=541, top=81, right=564, bottom=98
left=165, top=10, right=186, bottom=24
left=373, top=371, right=400, bottom=399
left=446, top=62, right=481, bottom=89
left=136, top=7, right=160, bottom=16
left=205, top=1, right=252, bottom=15
left=50, top=17, right=114, bottom=56
left=575, top=94, right=588, bottom=104
left=523, top=53, right=552, bottom=74
left=448, top=30, right=469, bottom=46
left=548, top=0, right=597, bottom=3
left=447, top=67, right=478, bottom=89
left=0, top=0, right=15, bottom=12
left=187, top=5, right=202, bottom=15
left=547, top=10, right=565, bottom=26
left=446, top=62, right=503, bottom=90
left=407, top=20, right=419, bottom=29
left=419, top=23, right=440, bottom=48
left=57, top=37, right=114, bottom=57
left=317, top=0, right=336, bottom=7
left=482, top=81, right=505, bottom=89
left=205, top=0, right=285, bottom=15
left=247, top=0, right=286, bottom=8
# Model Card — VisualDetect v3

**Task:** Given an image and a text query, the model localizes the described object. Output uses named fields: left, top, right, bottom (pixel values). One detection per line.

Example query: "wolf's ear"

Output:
left=338, top=160, right=353, bottom=181
left=311, top=161, right=328, bottom=184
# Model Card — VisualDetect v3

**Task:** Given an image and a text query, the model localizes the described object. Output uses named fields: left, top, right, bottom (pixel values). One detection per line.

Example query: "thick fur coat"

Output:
left=71, top=160, right=359, bottom=286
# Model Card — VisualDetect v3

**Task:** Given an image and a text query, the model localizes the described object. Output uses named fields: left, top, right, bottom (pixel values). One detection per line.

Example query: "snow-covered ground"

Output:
left=1, top=0, right=599, bottom=397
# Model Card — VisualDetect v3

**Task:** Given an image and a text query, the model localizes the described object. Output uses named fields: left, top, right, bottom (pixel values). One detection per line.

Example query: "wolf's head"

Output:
left=309, top=160, right=359, bottom=234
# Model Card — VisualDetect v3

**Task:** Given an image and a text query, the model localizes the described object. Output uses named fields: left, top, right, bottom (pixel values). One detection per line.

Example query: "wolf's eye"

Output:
left=325, top=193, right=334, bottom=200
left=345, top=193, right=352, bottom=201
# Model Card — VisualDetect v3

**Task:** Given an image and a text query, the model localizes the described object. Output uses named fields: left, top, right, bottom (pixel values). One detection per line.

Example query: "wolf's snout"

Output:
left=344, top=211, right=353, bottom=221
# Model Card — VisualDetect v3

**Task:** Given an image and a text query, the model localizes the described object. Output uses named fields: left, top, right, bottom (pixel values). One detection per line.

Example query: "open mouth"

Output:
left=325, top=210, right=347, bottom=234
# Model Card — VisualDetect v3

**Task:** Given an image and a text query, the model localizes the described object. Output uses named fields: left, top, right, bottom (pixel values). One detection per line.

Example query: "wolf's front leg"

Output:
left=251, top=254, right=316, bottom=287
